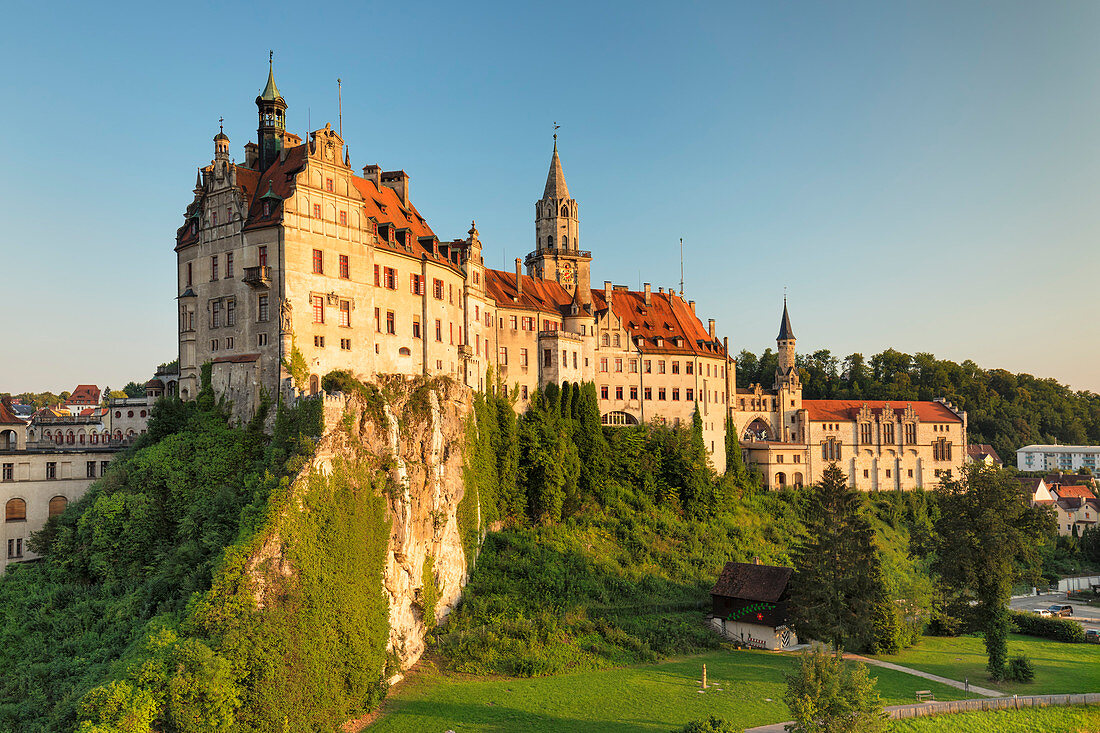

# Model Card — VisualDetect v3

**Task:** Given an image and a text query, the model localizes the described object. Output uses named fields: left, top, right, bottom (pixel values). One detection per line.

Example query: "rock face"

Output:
left=311, top=376, right=475, bottom=678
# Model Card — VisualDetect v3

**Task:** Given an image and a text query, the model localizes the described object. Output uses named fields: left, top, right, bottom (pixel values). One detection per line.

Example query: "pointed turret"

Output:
left=777, top=299, right=795, bottom=341
left=543, top=140, right=570, bottom=199
left=255, top=52, right=288, bottom=172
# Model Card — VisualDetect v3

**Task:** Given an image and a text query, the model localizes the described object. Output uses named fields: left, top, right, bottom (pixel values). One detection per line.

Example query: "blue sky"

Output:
left=1, top=0, right=1098, bottom=392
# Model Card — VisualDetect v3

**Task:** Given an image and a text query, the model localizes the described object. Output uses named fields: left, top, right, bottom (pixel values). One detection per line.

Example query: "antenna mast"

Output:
left=679, top=237, right=684, bottom=295
left=337, top=78, right=343, bottom=139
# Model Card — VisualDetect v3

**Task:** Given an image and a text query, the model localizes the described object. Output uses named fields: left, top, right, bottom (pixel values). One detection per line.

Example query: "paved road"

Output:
left=1009, top=591, right=1100, bottom=630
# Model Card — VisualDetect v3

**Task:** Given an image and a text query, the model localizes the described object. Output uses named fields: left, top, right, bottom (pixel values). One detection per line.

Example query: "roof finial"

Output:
left=553, top=121, right=560, bottom=149
left=269, top=49, right=273, bottom=66
left=219, top=116, right=224, bottom=134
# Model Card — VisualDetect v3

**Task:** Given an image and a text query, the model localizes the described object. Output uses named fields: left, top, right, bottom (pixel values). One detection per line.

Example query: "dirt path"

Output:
left=843, top=652, right=1003, bottom=697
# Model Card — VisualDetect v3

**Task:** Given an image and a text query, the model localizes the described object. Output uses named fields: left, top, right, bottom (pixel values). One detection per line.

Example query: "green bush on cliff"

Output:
left=0, top=366, right=393, bottom=733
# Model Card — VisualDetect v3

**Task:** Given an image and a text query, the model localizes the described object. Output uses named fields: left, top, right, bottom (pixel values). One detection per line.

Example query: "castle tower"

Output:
left=526, top=139, right=591, bottom=306
left=213, top=123, right=230, bottom=162
left=256, top=54, right=287, bottom=172
left=774, top=299, right=803, bottom=441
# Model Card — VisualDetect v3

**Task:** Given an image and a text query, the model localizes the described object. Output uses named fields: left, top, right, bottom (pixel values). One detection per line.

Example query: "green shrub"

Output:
left=1010, top=610, right=1086, bottom=643
left=673, top=715, right=739, bottom=733
left=1007, top=654, right=1035, bottom=682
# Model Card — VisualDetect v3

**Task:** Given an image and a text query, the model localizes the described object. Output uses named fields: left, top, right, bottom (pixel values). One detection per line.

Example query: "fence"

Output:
left=890, top=693, right=1100, bottom=721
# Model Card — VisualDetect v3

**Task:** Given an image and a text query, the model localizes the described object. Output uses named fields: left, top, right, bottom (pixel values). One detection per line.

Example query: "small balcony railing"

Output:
left=243, top=266, right=271, bottom=288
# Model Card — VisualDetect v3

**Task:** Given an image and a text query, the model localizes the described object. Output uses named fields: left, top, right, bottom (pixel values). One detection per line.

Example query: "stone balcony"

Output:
left=242, top=265, right=272, bottom=288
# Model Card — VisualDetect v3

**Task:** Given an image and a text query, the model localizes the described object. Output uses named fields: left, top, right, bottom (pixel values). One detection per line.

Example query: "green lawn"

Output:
left=869, top=634, right=1100, bottom=696
left=367, top=650, right=967, bottom=733
left=890, top=704, right=1100, bottom=732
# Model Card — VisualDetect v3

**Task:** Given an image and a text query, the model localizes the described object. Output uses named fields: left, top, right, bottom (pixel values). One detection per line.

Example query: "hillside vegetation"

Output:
left=737, top=347, right=1100, bottom=465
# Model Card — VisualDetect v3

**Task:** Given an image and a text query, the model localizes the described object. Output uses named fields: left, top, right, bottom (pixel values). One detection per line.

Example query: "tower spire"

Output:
left=256, top=53, right=288, bottom=171
left=777, top=297, right=795, bottom=341
left=543, top=138, right=569, bottom=200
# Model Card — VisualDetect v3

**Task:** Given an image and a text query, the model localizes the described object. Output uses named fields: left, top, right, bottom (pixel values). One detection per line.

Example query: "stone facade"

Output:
left=731, top=304, right=969, bottom=490
left=175, top=64, right=735, bottom=471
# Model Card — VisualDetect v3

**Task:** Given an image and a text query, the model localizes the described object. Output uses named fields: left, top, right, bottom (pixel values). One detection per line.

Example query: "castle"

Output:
left=174, top=60, right=969, bottom=484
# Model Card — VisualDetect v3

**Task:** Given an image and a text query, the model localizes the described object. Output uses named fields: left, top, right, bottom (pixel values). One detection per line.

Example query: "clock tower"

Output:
left=526, top=140, right=592, bottom=308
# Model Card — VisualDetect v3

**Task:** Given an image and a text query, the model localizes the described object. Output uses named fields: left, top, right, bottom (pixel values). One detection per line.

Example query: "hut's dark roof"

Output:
left=711, top=562, right=792, bottom=603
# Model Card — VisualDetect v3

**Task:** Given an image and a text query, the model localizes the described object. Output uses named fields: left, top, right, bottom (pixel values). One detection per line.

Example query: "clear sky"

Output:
left=1, top=0, right=1098, bottom=393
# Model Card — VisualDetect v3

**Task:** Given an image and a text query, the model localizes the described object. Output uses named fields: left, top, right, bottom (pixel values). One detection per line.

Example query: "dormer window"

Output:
left=263, top=201, right=272, bottom=216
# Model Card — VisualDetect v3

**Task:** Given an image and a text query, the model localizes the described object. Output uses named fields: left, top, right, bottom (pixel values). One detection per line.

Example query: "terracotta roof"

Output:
left=803, top=400, right=962, bottom=423
left=0, top=399, right=23, bottom=425
left=711, top=562, right=793, bottom=603
left=67, top=385, right=100, bottom=404
left=1017, top=477, right=1044, bottom=491
left=968, top=443, right=1002, bottom=462
left=1045, top=474, right=1096, bottom=487
left=483, top=268, right=573, bottom=316
left=592, top=289, right=727, bottom=358
left=1054, top=485, right=1097, bottom=501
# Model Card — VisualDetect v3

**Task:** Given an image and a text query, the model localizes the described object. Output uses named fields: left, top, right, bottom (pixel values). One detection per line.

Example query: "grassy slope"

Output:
left=870, top=634, right=1100, bottom=696
left=368, top=651, right=967, bottom=733
left=890, top=705, right=1100, bottom=732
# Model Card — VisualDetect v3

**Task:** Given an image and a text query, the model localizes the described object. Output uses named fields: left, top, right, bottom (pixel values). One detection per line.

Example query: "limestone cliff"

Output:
left=305, top=375, right=475, bottom=678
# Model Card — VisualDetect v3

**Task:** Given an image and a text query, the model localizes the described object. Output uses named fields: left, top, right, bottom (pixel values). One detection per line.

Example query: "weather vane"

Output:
left=553, top=121, right=560, bottom=143
left=219, top=116, right=224, bottom=134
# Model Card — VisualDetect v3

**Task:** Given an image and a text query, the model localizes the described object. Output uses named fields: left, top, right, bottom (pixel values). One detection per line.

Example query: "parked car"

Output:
left=1033, top=609, right=1052, bottom=617
left=1086, top=629, right=1100, bottom=644
left=1048, top=604, right=1073, bottom=617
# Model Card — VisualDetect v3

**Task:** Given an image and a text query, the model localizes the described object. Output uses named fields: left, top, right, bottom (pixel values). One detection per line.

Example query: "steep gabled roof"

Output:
left=1054, top=485, right=1097, bottom=501
left=67, top=385, right=100, bottom=404
left=777, top=301, right=794, bottom=341
left=711, top=562, right=793, bottom=603
left=483, top=268, right=573, bottom=316
left=591, top=289, right=727, bottom=358
left=0, top=399, right=23, bottom=425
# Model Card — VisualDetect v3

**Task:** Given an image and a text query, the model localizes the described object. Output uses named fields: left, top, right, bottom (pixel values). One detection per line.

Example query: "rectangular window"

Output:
left=616, top=386, right=623, bottom=400
left=374, top=264, right=381, bottom=287
left=672, top=388, right=680, bottom=401
left=885, top=469, right=891, bottom=478
left=600, top=358, right=608, bottom=372
left=258, top=333, right=268, bottom=347
left=412, top=317, right=422, bottom=339
left=411, top=274, right=424, bottom=295
left=186, top=262, right=193, bottom=287
left=614, top=358, right=623, bottom=372
left=374, top=308, right=381, bottom=332
left=210, top=256, right=218, bottom=281
left=339, top=300, right=351, bottom=327
left=384, top=267, right=397, bottom=289
left=258, top=294, right=269, bottom=322
left=672, top=361, right=680, bottom=374
left=686, top=388, right=694, bottom=401
left=7, top=538, right=22, bottom=559
left=630, top=386, right=638, bottom=400
left=312, top=295, right=324, bottom=324
left=629, top=359, right=638, bottom=373
left=433, top=278, right=444, bottom=299
left=601, top=386, right=609, bottom=400
left=561, top=349, right=567, bottom=367
left=386, top=310, right=396, bottom=334
left=87, top=461, right=96, bottom=478
left=101, top=461, right=109, bottom=475
left=499, top=346, right=508, bottom=365
left=658, top=360, right=666, bottom=374
left=226, top=298, right=236, bottom=326
left=686, top=362, right=694, bottom=375
left=314, top=335, right=325, bottom=348
left=1, top=463, right=11, bottom=481
left=341, top=338, right=351, bottom=351
left=509, top=315, right=518, bottom=329
left=46, top=462, right=56, bottom=479
left=544, top=349, right=553, bottom=367
left=258, top=246, right=267, bottom=267
left=326, top=177, right=334, bottom=192
left=225, top=252, right=234, bottom=278
left=312, top=249, right=323, bottom=274
left=908, top=469, right=914, bottom=478
left=339, top=210, right=347, bottom=226
left=520, top=348, right=528, bottom=367
left=211, top=300, right=222, bottom=328
left=435, top=319, right=442, bottom=341
left=573, top=351, right=578, bottom=369
left=225, top=336, right=234, bottom=349
left=211, top=339, right=219, bottom=351
left=521, top=385, right=529, bottom=399
left=644, top=360, right=652, bottom=373
left=644, top=388, right=652, bottom=400
left=658, top=388, right=666, bottom=400
left=339, top=254, right=349, bottom=279
left=863, top=469, right=870, bottom=479
left=313, top=203, right=322, bottom=218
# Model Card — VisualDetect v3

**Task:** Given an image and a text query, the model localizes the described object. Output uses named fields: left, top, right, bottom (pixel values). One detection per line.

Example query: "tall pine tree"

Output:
left=789, top=463, right=888, bottom=652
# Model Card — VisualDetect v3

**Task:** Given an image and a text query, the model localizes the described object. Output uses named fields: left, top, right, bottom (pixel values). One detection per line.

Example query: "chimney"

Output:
left=708, top=319, right=716, bottom=339
left=658, top=286, right=664, bottom=294
left=689, top=300, right=696, bottom=313
left=643, top=282, right=651, bottom=306
left=381, top=170, right=410, bottom=207
left=362, top=164, right=381, bottom=187
left=604, top=280, right=612, bottom=307
left=753, top=556, right=761, bottom=565
left=515, top=258, right=523, bottom=297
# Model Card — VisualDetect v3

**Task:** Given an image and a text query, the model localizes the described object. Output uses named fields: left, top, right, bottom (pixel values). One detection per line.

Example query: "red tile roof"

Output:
left=483, top=268, right=573, bottom=316
left=67, top=385, right=100, bottom=405
left=1055, top=485, right=1097, bottom=500
left=968, top=443, right=1001, bottom=461
left=0, top=399, right=23, bottom=425
left=803, top=400, right=962, bottom=423
left=593, top=289, right=727, bottom=358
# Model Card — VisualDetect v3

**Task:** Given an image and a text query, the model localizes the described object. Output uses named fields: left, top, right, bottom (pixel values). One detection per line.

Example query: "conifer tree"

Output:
left=573, top=382, right=610, bottom=502
left=789, top=463, right=887, bottom=652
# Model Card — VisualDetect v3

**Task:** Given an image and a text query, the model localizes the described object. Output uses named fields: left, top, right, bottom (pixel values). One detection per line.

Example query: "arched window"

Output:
left=613, top=334, right=621, bottom=347
left=127, top=411, right=134, bottom=418
left=561, top=205, right=569, bottom=217
left=79, top=434, right=85, bottom=445
left=91, top=433, right=98, bottom=445
left=562, top=237, right=568, bottom=249
left=115, top=411, right=122, bottom=418
left=602, top=334, right=610, bottom=347
left=775, top=472, right=787, bottom=488
left=67, top=431, right=75, bottom=445
left=309, top=375, right=320, bottom=395
left=140, top=410, right=146, bottom=418
left=5, top=498, right=26, bottom=522
left=115, top=430, right=123, bottom=441
left=48, top=496, right=68, bottom=518
left=793, top=472, right=804, bottom=488
left=547, top=235, right=554, bottom=248
left=55, top=432, right=63, bottom=444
